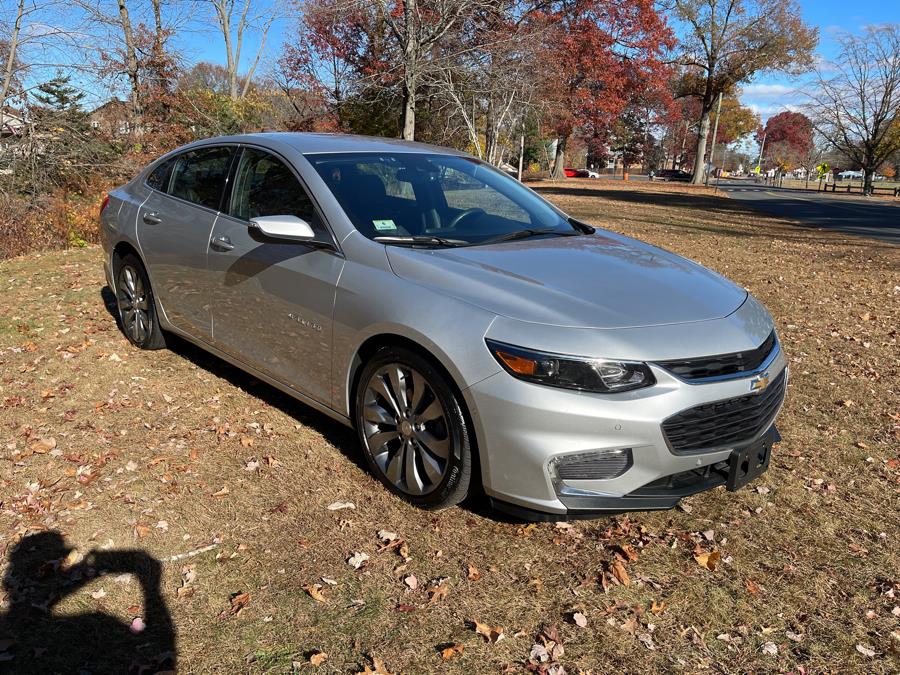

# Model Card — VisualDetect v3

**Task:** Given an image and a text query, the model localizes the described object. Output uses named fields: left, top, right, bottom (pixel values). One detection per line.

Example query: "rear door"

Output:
left=137, top=145, right=235, bottom=340
left=206, top=146, right=344, bottom=405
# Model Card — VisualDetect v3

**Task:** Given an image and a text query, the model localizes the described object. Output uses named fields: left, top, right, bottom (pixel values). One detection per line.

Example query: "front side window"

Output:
left=168, top=146, right=233, bottom=210
left=229, top=148, right=319, bottom=226
left=307, top=152, right=569, bottom=243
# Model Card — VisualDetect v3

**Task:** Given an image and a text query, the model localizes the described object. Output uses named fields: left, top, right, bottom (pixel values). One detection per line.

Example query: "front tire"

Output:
left=115, top=253, right=166, bottom=350
left=354, top=347, right=473, bottom=510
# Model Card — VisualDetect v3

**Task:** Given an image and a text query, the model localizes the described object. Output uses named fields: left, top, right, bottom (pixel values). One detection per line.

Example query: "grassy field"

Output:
left=0, top=180, right=897, bottom=673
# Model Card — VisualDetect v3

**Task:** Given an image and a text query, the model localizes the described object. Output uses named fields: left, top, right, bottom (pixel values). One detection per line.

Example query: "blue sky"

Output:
left=739, top=0, right=900, bottom=120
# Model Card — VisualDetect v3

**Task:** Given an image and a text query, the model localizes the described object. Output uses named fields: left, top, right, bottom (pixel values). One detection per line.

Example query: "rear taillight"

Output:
left=99, top=195, right=110, bottom=218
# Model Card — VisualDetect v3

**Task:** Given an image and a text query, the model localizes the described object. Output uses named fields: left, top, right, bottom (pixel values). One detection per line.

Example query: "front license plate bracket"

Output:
left=726, top=428, right=776, bottom=491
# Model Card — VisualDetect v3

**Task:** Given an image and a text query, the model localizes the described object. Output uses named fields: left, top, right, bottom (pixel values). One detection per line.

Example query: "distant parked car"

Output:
left=574, top=168, right=600, bottom=178
left=653, top=169, right=692, bottom=182
left=563, top=167, right=578, bottom=177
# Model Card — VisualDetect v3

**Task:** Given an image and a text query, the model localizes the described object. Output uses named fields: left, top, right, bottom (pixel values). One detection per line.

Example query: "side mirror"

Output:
left=249, top=215, right=316, bottom=242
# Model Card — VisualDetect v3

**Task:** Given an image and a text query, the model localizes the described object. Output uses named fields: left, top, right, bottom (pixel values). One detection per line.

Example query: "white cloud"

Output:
left=741, top=83, right=795, bottom=100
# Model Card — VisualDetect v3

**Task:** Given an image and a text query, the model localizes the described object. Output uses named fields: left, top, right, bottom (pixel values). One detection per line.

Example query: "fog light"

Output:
left=550, top=448, right=633, bottom=481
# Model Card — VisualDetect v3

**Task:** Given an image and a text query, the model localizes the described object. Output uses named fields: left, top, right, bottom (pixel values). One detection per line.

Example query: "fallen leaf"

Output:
left=610, top=560, right=630, bottom=586
left=134, top=523, right=151, bottom=539
left=212, top=485, right=229, bottom=497
left=745, top=578, right=761, bottom=595
left=347, top=552, right=369, bottom=569
left=471, top=618, right=504, bottom=643
left=694, top=550, right=721, bottom=571
left=427, top=584, right=449, bottom=605
left=403, top=574, right=418, bottom=590
left=129, top=617, right=145, bottom=634
left=309, top=651, right=328, bottom=666
left=637, top=633, right=656, bottom=650
left=90, top=588, right=106, bottom=600
left=303, top=584, right=328, bottom=603
left=29, top=437, right=57, bottom=453
left=856, top=643, right=875, bottom=657
left=572, top=611, right=588, bottom=627
left=440, top=643, right=464, bottom=660
left=355, top=656, right=394, bottom=675
left=650, top=600, right=666, bottom=614
left=761, top=641, right=778, bottom=656
left=467, top=563, right=481, bottom=581
left=227, top=591, right=250, bottom=616
left=327, top=501, right=355, bottom=511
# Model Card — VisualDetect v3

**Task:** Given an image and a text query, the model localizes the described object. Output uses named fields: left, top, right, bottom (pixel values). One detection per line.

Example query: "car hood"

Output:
left=385, top=231, right=748, bottom=329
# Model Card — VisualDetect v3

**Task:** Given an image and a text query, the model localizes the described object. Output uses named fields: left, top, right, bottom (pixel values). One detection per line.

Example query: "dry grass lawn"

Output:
left=0, top=179, right=898, bottom=673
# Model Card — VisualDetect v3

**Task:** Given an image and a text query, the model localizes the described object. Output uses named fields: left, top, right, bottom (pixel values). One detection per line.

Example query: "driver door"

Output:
left=206, top=146, right=344, bottom=406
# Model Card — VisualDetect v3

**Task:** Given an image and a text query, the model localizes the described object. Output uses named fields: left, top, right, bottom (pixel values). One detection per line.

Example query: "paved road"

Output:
left=716, top=179, right=900, bottom=244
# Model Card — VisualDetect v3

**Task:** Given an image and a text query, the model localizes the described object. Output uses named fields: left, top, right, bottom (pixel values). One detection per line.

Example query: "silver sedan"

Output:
left=100, top=133, right=787, bottom=519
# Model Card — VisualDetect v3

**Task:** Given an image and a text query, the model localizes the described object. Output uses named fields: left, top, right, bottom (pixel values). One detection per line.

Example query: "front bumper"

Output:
left=465, top=344, right=787, bottom=518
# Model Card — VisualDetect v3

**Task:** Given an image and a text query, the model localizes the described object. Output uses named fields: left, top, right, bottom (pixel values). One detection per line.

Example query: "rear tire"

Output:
left=115, top=253, right=166, bottom=350
left=354, top=346, right=472, bottom=510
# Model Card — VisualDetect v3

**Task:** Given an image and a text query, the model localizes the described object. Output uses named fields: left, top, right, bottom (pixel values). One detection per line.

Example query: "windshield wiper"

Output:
left=480, top=227, right=579, bottom=245
left=374, top=235, right=468, bottom=247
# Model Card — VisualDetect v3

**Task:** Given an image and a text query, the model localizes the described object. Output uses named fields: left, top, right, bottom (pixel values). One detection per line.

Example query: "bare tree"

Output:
left=674, top=0, right=817, bottom=184
left=372, top=0, right=487, bottom=140
left=208, top=0, right=279, bottom=100
left=807, top=25, right=900, bottom=196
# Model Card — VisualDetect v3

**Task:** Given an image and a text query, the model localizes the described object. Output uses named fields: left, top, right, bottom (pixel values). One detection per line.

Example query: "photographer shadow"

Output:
left=0, top=532, right=175, bottom=674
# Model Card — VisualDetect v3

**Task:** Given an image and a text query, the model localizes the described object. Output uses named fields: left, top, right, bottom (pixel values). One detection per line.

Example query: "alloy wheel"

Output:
left=361, top=364, right=451, bottom=495
left=117, top=264, right=150, bottom=344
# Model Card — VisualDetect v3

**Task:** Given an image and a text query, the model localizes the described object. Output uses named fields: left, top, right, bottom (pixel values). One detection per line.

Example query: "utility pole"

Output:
left=517, top=116, right=525, bottom=182
left=704, top=92, right=723, bottom=187
left=756, top=132, right=766, bottom=182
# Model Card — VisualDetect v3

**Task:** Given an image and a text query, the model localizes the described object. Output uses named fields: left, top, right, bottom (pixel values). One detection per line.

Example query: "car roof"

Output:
left=187, top=132, right=469, bottom=157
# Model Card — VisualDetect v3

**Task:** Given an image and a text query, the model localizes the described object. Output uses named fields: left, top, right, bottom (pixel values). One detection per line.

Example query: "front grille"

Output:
left=656, top=331, right=777, bottom=380
left=662, top=370, right=786, bottom=452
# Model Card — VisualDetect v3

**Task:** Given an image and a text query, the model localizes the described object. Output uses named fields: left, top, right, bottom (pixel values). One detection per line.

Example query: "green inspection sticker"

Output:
left=373, top=219, right=397, bottom=231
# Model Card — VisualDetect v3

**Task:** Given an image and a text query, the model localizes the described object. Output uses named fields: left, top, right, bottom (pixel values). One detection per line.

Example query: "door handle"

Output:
left=142, top=211, right=162, bottom=225
left=210, top=235, right=234, bottom=252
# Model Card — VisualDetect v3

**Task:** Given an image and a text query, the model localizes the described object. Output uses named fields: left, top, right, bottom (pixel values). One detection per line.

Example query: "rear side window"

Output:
left=168, top=146, right=233, bottom=210
left=146, top=158, right=174, bottom=191
left=228, top=148, right=319, bottom=226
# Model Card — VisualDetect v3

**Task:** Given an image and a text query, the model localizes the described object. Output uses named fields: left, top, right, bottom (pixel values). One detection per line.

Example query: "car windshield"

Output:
left=306, top=152, right=572, bottom=245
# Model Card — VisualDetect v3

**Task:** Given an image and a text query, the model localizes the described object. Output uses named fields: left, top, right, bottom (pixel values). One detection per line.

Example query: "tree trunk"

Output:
left=863, top=168, right=874, bottom=195
left=117, top=0, right=141, bottom=123
left=551, top=135, right=567, bottom=179
left=401, top=75, right=416, bottom=141
left=691, top=105, right=712, bottom=184
left=1, top=0, right=24, bottom=108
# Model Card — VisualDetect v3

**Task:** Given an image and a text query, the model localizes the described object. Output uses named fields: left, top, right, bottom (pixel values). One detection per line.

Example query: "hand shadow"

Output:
left=0, top=532, right=175, bottom=674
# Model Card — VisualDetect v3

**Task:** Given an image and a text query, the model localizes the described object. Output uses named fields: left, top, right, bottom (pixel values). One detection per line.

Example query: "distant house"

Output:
left=0, top=108, right=25, bottom=137
left=89, top=99, right=132, bottom=136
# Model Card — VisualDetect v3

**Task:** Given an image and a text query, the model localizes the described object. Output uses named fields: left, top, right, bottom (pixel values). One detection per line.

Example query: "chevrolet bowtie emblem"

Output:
left=749, top=372, right=770, bottom=393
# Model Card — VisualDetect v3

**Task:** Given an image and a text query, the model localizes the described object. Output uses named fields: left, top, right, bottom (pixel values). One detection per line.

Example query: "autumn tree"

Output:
left=674, top=0, right=817, bottom=183
left=540, top=0, right=674, bottom=179
left=756, top=110, right=812, bottom=171
left=807, top=25, right=900, bottom=195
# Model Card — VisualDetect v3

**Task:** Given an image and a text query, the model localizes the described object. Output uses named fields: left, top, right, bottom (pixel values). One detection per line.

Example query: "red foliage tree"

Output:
left=536, top=0, right=675, bottom=178
left=758, top=110, right=813, bottom=170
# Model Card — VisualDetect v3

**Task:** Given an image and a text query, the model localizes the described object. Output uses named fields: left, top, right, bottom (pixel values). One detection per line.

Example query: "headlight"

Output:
left=485, top=339, right=655, bottom=393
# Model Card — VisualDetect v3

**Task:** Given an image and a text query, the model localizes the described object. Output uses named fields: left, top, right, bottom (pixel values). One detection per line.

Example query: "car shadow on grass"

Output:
left=100, top=287, right=519, bottom=523
left=0, top=531, right=175, bottom=673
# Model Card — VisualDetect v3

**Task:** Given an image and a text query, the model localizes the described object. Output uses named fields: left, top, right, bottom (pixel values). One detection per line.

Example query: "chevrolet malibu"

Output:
left=100, top=133, right=787, bottom=519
